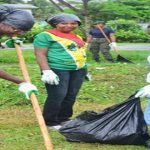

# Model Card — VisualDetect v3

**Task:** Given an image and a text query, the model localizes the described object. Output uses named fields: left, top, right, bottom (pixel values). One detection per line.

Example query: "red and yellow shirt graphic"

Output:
left=34, top=30, right=87, bottom=70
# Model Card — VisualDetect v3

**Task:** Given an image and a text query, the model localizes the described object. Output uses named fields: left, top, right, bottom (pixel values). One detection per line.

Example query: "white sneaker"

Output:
left=47, top=125, right=62, bottom=130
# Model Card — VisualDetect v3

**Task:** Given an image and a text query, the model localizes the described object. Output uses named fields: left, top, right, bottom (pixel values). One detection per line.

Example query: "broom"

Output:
left=15, top=42, right=54, bottom=150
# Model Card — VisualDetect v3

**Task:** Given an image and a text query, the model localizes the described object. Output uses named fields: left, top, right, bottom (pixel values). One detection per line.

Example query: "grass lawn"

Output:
left=1, top=49, right=150, bottom=150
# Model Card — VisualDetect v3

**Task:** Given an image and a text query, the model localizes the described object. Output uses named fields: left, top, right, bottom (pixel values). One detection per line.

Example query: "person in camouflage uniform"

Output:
left=87, top=21, right=117, bottom=62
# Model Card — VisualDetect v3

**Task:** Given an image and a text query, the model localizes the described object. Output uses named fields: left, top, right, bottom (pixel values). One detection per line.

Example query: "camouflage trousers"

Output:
left=89, top=38, right=113, bottom=62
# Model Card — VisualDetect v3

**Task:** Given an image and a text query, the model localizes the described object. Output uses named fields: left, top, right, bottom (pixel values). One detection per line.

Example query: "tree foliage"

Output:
left=107, top=19, right=150, bottom=43
left=45, top=0, right=150, bottom=32
left=112, top=0, right=150, bottom=21
left=1, top=0, right=149, bottom=42
left=28, top=0, right=59, bottom=20
left=89, top=1, right=138, bottom=21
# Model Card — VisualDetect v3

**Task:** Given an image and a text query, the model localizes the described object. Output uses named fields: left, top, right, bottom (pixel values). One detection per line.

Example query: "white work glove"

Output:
left=146, top=72, right=150, bottom=83
left=135, top=85, right=150, bottom=98
left=109, top=42, right=117, bottom=49
left=41, top=70, right=59, bottom=85
left=18, top=82, right=38, bottom=99
left=147, top=55, right=150, bottom=64
left=4, top=37, right=25, bottom=48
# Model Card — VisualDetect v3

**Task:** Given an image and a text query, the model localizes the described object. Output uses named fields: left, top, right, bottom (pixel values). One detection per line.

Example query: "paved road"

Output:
left=22, top=43, right=150, bottom=50
left=1, top=43, right=150, bottom=50
left=118, top=43, right=150, bottom=51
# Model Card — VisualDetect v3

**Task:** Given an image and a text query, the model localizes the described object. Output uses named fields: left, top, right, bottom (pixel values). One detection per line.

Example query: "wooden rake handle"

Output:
left=97, top=25, right=119, bottom=54
left=15, top=43, right=53, bottom=150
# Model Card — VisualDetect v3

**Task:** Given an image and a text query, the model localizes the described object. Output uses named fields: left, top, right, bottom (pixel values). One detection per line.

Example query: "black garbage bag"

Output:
left=60, top=94, right=149, bottom=145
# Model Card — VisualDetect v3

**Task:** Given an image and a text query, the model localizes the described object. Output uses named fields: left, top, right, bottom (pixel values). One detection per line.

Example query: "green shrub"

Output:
left=20, top=23, right=52, bottom=43
left=107, top=19, right=150, bottom=42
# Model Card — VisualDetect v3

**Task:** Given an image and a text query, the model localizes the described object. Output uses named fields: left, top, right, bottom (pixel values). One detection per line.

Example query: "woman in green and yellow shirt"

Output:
left=34, top=13, right=87, bottom=130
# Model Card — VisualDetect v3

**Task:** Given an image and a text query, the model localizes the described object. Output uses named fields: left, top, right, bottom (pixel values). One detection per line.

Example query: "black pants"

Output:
left=43, top=68, right=86, bottom=126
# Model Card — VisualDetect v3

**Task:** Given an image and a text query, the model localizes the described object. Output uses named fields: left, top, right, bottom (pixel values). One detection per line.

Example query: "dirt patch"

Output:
left=0, top=106, right=37, bottom=128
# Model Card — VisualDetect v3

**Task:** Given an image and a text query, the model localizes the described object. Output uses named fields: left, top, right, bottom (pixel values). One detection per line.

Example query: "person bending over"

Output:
left=0, top=5, right=37, bottom=99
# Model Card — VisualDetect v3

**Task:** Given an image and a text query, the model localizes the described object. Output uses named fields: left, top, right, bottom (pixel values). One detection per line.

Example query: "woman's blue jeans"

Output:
left=43, top=68, right=87, bottom=126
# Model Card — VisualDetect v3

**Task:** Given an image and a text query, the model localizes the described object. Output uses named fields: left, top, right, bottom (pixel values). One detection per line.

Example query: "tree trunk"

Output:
left=82, top=0, right=92, bottom=36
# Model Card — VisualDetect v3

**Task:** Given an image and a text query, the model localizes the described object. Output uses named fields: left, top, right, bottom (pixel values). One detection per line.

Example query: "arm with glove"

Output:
left=34, top=47, right=59, bottom=85
left=0, top=70, right=38, bottom=99
left=18, top=82, right=38, bottom=99
left=135, top=85, right=150, bottom=125
left=135, top=85, right=150, bottom=98
left=135, top=55, right=150, bottom=98
left=135, top=55, right=150, bottom=124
